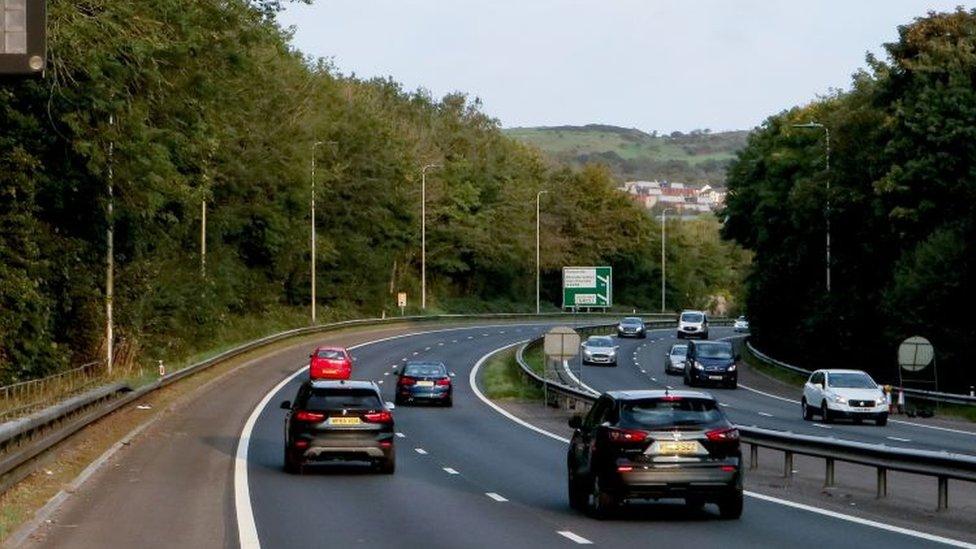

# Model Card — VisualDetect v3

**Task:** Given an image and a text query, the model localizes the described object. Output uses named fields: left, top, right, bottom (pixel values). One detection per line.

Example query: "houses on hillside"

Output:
left=621, top=180, right=726, bottom=214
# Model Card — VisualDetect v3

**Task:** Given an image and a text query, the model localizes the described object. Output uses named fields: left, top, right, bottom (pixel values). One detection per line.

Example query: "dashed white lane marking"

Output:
left=483, top=333, right=490, bottom=337
left=377, top=380, right=384, bottom=384
left=424, top=346, right=431, bottom=351
left=719, top=402, right=730, bottom=407
left=888, top=436, right=911, bottom=442
left=401, top=358, right=408, bottom=362
left=443, top=467, right=460, bottom=475
left=486, top=492, right=508, bottom=502
left=666, top=386, right=673, bottom=390
left=415, top=448, right=428, bottom=455
left=384, top=372, right=390, bottom=376
left=813, top=424, right=832, bottom=429
left=640, top=369, right=646, bottom=373
left=651, top=377, right=657, bottom=382
left=758, top=411, right=773, bottom=417
left=452, top=339, right=459, bottom=343
left=467, top=336, right=474, bottom=339
left=557, top=531, right=593, bottom=545
left=499, top=331, right=506, bottom=334
left=438, top=342, right=444, bottom=346
left=395, top=432, right=405, bottom=438
left=391, top=364, right=398, bottom=369
left=412, top=351, right=419, bottom=355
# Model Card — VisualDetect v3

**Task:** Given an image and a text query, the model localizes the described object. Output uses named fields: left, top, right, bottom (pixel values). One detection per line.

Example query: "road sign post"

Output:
left=397, top=292, right=407, bottom=316
left=562, top=266, right=612, bottom=310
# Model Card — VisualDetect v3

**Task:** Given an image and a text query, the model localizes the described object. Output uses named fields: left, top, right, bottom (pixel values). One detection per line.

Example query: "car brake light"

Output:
left=617, top=465, right=634, bottom=472
left=706, top=427, right=739, bottom=442
left=294, top=410, right=325, bottom=422
left=607, top=428, right=648, bottom=443
left=364, top=411, right=393, bottom=423
left=399, top=377, right=417, bottom=386
left=294, top=439, right=309, bottom=448
left=660, top=395, right=683, bottom=401
left=721, top=465, right=736, bottom=472
left=436, top=377, right=451, bottom=386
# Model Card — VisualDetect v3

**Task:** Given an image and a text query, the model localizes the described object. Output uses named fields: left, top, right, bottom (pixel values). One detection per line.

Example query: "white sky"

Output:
left=277, top=0, right=970, bottom=132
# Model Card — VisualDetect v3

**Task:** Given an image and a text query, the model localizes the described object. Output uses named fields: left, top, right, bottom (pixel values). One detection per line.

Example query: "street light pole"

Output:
left=536, top=190, right=549, bottom=314
left=421, top=163, right=440, bottom=310
left=793, top=121, right=831, bottom=293
left=310, top=141, right=324, bottom=323
left=106, top=114, right=115, bottom=375
left=661, top=207, right=674, bottom=313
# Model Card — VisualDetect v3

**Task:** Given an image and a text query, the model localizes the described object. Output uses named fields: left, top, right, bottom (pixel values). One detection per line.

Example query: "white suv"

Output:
left=802, top=369, right=888, bottom=426
left=676, top=310, right=708, bottom=339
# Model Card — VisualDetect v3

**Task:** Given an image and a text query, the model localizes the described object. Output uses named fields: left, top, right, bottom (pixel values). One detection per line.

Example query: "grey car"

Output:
left=581, top=336, right=618, bottom=366
left=665, top=343, right=688, bottom=375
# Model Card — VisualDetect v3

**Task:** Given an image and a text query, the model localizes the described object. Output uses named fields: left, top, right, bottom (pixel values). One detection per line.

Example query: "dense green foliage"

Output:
left=0, top=0, right=748, bottom=383
left=723, top=9, right=976, bottom=389
left=504, top=125, right=748, bottom=185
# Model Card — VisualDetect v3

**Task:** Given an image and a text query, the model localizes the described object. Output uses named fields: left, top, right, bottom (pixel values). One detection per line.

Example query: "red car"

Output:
left=308, top=346, right=353, bottom=380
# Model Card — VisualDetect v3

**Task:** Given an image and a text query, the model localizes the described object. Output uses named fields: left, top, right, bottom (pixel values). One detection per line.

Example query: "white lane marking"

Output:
left=236, top=324, right=552, bottom=548
left=412, top=351, right=419, bottom=355
left=738, top=382, right=799, bottom=404
left=499, top=331, right=506, bottom=334
left=467, top=336, right=474, bottom=339
left=719, top=402, right=730, bottom=407
left=391, top=364, right=398, bottom=369
left=561, top=360, right=599, bottom=396
left=469, top=342, right=975, bottom=549
left=395, top=432, right=405, bottom=438
left=758, top=411, right=773, bottom=417
left=485, top=492, right=508, bottom=502
left=377, top=380, right=383, bottom=384
left=425, top=346, right=431, bottom=351
left=401, top=358, right=408, bottom=362
left=651, top=377, right=657, bottom=382
left=415, top=448, right=428, bottom=455
left=890, top=419, right=976, bottom=437
left=813, top=424, right=832, bottom=429
left=483, top=333, right=490, bottom=336
left=384, top=372, right=390, bottom=376
left=443, top=467, right=460, bottom=475
left=640, top=369, right=646, bottom=373
left=452, top=339, right=458, bottom=343
left=438, top=342, right=444, bottom=346
left=666, top=386, right=673, bottom=390
left=887, top=436, right=911, bottom=442
left=746, top=491, right=976, bottom=549
left=557, top=531, right=593, bottom=545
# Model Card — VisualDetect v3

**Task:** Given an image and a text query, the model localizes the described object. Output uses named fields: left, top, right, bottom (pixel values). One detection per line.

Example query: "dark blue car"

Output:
left=395, top=361, right=453, bottom=406
left=683, top=341, right=739, bottom=389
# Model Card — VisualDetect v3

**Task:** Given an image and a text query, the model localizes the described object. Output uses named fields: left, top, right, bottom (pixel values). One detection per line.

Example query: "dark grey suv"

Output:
left=281, top=380, right=395, bottom=474
left=567, top=390, right=742, bottom=519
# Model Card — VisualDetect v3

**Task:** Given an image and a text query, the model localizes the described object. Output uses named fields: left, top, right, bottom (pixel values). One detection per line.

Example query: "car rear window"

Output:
left=303, top=388, right=381, bottom=411
left=619, top=398, right=723, bottom=429
left=316, top=349, right=345, bottom=360
left=694, top=343, right=733, bottom=359
left=622, top=318, right=641, bottom=324
left=404, top=363, right=446, bottom=377
left=681, top=313, right=704, bottom=322
left=827, top=373, right=876, bottom=389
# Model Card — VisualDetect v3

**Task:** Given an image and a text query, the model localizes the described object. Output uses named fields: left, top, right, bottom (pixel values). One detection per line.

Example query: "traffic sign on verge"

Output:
left=898, top=336, right=934, bottom=372
left=544, top=327, right=580, bottom=360
left=562, top=266, right=612, bottom=309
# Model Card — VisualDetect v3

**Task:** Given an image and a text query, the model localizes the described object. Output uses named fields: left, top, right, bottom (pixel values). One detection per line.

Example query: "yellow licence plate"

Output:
left=416, top=380, right=435, bottom=387
left=657, top=441, right=698, bottom=455
left=329, top=417, right=362, bottom=425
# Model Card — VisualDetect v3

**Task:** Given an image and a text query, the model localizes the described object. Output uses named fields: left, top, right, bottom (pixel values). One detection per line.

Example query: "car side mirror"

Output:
left=280, top=400, right=291, bottom=410
left=568, top=415, right=583, bottom=429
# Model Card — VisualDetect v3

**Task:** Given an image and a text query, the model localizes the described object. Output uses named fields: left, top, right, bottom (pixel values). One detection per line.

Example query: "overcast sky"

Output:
left=277, top=1, right=970, bottom=132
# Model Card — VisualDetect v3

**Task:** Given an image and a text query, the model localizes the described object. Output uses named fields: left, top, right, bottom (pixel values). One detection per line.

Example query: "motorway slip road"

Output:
left=22, top=323, right=976, bottom=548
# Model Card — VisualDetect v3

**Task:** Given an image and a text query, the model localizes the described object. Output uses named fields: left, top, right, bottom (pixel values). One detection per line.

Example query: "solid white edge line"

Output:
left=443, top=467, right=459, bottom=475
left=485, top=492, right=508, bottom=502
left=468, top=343, right=976, bottom=549
left=561, top=359, right=599, bottom=396
left=557, top=531, right=594, bottom=544
left=235, top=323, right=561, bottom=549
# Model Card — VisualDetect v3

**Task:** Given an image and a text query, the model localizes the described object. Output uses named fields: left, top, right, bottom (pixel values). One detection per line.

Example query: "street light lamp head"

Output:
left=792, top=121, right=824, bottom=129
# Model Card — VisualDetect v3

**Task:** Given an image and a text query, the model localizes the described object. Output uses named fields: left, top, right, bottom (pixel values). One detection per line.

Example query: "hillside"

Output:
left=504, top=125, right=749, bottom=186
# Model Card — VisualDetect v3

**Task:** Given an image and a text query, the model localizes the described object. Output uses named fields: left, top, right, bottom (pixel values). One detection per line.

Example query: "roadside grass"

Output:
left=481, top=348, right=543, bottom=401
left=741, top=345, right=807, bottom=388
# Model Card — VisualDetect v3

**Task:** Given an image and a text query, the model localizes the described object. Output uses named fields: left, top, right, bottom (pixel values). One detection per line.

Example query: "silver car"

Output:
left=581, top=336, right=618, bottom=366
left=733, top=316, right=750, bottom=333
left=665, top=343, right=688, bottom=375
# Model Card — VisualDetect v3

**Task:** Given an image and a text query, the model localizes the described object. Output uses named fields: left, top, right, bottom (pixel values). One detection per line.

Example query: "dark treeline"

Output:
left=0, top=0, right=748, bottom=382
left=723, top=9, right=976, bottom=389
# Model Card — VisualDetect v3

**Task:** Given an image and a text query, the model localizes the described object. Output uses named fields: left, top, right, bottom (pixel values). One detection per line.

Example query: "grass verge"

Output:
left=741, top=345, right=807, bottom=388
left=481, top=348, right=543, bottom=401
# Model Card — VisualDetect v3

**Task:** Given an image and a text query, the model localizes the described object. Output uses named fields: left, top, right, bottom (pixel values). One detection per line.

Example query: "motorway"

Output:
left=28, top=322, right=976, bottom=548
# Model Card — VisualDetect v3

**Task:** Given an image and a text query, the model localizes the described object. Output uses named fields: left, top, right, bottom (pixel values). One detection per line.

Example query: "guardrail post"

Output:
left=876, top=467, right=887, bottom=498
left=825, top=458, right=835, bottom=487
left=937, top=476, right=949, bottom=511
left=783, top=450, right=793, bottom=479
left=749, top=443, right=758, bottom=470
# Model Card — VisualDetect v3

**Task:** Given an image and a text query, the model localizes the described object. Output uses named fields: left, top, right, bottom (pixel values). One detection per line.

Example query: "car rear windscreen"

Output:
left=670, top=345, right=687, bottom=356
left=620, top=398, right=723, bottom=429
left=404, top=363, right=446, bottom=377
left=316, top=349, right=345, bottom=360
left=681, top=313, right=703, bottom=322
left=304, top=388, right=381, bottom=411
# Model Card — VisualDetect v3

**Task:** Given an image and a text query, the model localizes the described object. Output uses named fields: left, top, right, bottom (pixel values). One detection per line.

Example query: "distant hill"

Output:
left=504, top=125, right=749, bottom=186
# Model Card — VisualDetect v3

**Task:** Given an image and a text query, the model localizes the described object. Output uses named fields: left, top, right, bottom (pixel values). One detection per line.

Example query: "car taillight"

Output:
left=706, top=427, right=739, bottom=442
left=399, top=377, right=417, bottom=386
left=294, top=410, right=325, bottom=422
left=660, top=395, right=683, bottom=401
left=607, top=428, right=648, bottom=443
left=294, top=439, right=309, bottom=448
left=436, top=377, right=451, bottom=386
left=364, top=411, right=393, bottom=423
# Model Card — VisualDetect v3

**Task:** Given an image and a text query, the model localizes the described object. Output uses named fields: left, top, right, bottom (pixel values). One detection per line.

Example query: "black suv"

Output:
left=567, top=390, right=742, bottom=519
left=683, top=340, right=739, bottom=389
left=281, top=380, right=395, bottom=474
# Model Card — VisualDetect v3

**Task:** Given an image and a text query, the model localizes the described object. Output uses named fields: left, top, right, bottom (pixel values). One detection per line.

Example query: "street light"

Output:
left=792, top=121, right=831, bottom=293
left=310, top=140, right=337, bottom=324
left=421, top=163, right=440, bottom=310
left=535, top=190, right=549, bottom=314
left=661, top=207, right=675, bottom=313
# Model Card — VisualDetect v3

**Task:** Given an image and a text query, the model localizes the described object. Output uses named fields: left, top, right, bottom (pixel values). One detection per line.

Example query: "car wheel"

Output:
left=821, top=402, right=832, bottom=424
left=394, top=395, right=405, bottom=406
left=378, top=454, right=396, bottom=474
left=802, top=398, right=813, bottom=421
left=703, top=331, right=709, bottom=340
left=876, top=414, right=888, bottom=427
left=568, top=471, right=588, bottom=511
left=640, top=333, right=647, bottom=339
left=727, top=380, right=737, bottom=389
left=587, top=474, right=618, bottom=519
left=718, top=489, right=743, bottom=519
left=444, top=397, right=453, bottom=407
left=284, top=449, right=301, bottom=475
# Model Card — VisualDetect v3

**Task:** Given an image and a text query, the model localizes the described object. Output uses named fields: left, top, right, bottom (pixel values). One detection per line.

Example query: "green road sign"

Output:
left=562, top=266, right=612, bottom=308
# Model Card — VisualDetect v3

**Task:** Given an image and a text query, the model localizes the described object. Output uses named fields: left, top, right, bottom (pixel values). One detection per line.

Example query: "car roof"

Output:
left=621, top=317, right=642, bottom=322
left=605, top=389, right=714, bottom=401
left=404, top=360, right=446, bottom=367
left=314, top=345, right=347, bottom=352
left=819, top=369, right=870, bottom=375
left=689, top=340, right=731, bottom=346
left=308, top=379, right=377, bottom=391
left=680, top=310, right=705, bottom=315
left=669, top=343, right=688, bottom=350
left=586, top=335, right=613, bottom=342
